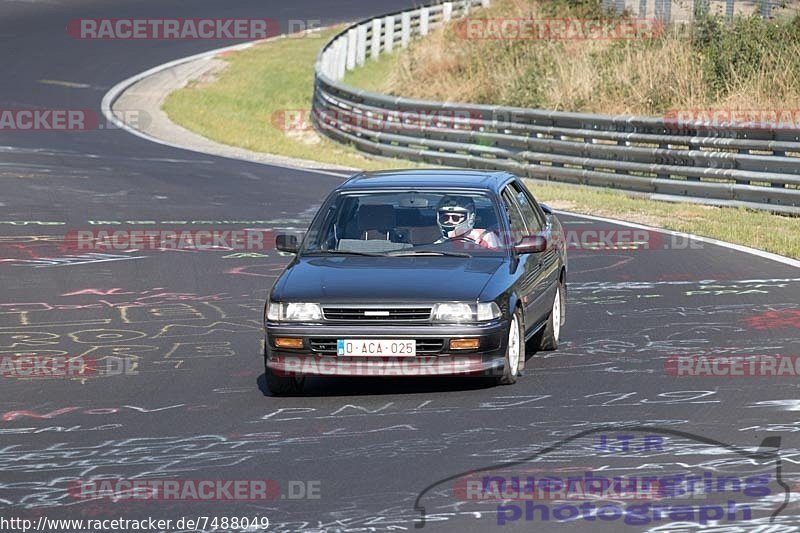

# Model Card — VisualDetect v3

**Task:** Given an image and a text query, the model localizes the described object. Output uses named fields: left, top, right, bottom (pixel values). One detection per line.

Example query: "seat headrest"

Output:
left=357, top=204, right=396, bottom=231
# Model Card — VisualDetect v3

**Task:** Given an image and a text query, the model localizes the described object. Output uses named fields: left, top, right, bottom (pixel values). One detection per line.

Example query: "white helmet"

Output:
left=437, top=196, right=476, bottom=239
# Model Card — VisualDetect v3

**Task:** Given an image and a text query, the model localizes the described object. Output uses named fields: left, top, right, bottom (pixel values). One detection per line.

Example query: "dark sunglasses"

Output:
left=439, top=212, right=466, bottom=223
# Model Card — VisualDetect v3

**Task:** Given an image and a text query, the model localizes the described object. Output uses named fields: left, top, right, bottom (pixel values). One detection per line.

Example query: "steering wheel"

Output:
left=446, top=234, right=481, bottom=247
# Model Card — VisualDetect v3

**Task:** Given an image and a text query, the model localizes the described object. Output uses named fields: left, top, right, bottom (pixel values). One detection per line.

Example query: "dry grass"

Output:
left=378, top=0, right=800, bottom=116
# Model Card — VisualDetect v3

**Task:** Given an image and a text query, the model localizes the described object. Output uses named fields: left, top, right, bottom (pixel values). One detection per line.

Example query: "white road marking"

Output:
left=556, top=210, right=800, bottom=269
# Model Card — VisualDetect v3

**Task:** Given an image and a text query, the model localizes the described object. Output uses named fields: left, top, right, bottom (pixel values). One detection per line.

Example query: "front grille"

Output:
left=309, top=338, right=444, bottom=356
left=309, top=339, right=338, bottom=353
left=322, top=307, right=432, bottom=321
left=416, top=339, right=445, bottom=353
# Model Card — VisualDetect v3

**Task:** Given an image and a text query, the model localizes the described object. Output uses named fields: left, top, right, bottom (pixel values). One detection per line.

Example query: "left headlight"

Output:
left=432, top=302, right=501, bottom=323
left=266, top=302, right=322, bottom=322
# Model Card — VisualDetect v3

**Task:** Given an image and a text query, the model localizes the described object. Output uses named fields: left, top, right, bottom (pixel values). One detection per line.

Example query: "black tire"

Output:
left=264, top=345, right=305, bottom=396
left=536, top=282, right=564, bottom=351
left=496, top=307, right=525, bottom=385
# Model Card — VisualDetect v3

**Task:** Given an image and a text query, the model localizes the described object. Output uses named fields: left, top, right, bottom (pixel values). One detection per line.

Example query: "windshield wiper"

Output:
left=386, top=250, right=472, bottom=258
left=304, top=250, right=386, bottom=257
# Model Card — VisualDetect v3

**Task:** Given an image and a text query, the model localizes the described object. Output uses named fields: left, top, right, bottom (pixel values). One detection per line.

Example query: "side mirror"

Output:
left=276, top=234, right=299, bottom=254
left=514, top=234, right=547, bottom=254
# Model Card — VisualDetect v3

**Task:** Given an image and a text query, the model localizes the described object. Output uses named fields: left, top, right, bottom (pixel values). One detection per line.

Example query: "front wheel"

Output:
left=264, top=346, right=305, bottom=396
left=536, top=283, right=563, bottom=351
left=496, top=308, right=524, bottom=385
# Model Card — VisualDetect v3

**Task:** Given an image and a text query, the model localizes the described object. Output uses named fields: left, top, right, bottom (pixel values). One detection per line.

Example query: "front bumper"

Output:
left=264, top=320, right=508, bottom=377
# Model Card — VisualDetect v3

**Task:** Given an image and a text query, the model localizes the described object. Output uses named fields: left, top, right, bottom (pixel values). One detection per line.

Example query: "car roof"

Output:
left=337, top=169, right=516, bottom=192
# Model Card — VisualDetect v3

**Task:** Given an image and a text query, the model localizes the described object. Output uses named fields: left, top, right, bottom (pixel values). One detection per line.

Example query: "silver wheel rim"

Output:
left=508, top=314, right=520, bottom=374
left=552, top=287, right=561, bottom=342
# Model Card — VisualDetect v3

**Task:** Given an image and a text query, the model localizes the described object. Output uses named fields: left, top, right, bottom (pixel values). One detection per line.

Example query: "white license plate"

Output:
left=337, top=339, right=416, bottom=356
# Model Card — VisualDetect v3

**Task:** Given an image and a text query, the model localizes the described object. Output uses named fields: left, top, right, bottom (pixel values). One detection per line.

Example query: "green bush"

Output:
left=540, top=0, right=605, bottom=18
left=694, top=13, right=800, bottom=97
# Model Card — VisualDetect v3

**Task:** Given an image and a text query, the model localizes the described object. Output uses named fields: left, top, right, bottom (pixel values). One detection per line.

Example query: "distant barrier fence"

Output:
left=311, top=0, right=800, bottom=214
left=603, top=0, right=792, bottom=25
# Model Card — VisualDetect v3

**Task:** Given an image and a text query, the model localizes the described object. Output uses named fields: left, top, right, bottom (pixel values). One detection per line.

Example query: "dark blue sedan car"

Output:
left=263, top=170, right=567, bottom=394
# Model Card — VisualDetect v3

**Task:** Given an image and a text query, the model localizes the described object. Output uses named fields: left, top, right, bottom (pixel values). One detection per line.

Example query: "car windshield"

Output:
left=299, top=189, right=509, bottom=256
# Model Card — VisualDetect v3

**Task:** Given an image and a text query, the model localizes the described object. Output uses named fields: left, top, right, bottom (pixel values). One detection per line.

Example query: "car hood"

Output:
left=273, top=255, right=506, bottom=302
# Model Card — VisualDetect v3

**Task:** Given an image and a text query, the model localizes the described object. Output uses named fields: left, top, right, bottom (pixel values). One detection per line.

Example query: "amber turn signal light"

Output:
left=275, top=337, right=304, bottom=349
left=449, top=338, right=480, bottom=350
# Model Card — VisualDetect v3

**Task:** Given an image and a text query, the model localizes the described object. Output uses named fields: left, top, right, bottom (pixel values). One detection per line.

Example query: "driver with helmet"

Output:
left=434, top=195, right=501, bottom=249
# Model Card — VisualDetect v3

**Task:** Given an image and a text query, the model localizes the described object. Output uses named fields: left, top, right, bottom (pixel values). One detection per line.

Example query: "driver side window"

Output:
left=510, top=182, right=543, bottom=233
left=501, top=188, right=527, bottom=245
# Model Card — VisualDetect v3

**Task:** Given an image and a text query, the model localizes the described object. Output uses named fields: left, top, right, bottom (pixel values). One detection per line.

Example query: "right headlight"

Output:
left=432, top=302, right=501, bottom=323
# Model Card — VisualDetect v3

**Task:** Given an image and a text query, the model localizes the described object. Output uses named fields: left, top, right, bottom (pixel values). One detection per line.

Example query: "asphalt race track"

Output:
left=2, top=1, right=800, bottom=531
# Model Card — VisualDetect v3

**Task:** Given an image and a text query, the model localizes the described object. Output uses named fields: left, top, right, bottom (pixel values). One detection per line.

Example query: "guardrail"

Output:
left=311, top=0, right=800, bottom=214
